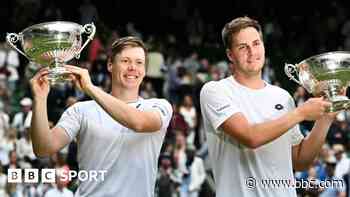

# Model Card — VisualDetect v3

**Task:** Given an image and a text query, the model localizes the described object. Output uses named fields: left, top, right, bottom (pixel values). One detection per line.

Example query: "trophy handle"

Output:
left=6, top=33, right=30, bottom=60
left=75, top=23, right=96, bottom=59
left=284, top=63, right=302, bottom=86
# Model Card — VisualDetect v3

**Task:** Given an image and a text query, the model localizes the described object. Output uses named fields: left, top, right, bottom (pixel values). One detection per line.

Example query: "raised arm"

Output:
left=86, top=85, right=164, bottom=132
left=29, top=68, right=71, bottom=157
left=64, top=65, right=170, bottom=133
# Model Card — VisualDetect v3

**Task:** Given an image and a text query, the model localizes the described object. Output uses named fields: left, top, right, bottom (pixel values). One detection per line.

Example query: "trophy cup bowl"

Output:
left=285, top=51, right=350, bottom=112
left=6, top=21, right=96, bottom=84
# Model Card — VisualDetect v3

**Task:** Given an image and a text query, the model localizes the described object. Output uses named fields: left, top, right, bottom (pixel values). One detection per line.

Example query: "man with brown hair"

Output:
left=200, top=16, right=338, bottom=197
left=30, top=36, right=173, bottom=197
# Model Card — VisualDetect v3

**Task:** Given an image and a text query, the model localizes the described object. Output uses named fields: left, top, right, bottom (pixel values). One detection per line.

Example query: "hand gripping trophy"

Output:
left=6, top=21, right=96, bottom=84
left=285, top=51, right=350, bottom=112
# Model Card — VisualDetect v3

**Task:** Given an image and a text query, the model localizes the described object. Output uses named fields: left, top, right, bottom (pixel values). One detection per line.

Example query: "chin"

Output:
left=124, top=83, right=140, bottom=89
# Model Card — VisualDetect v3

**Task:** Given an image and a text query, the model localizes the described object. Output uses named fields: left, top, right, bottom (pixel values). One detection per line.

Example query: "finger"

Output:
left=322, top=101, right=332, bottom=107
left=65, top=73, right=76, bottom=81
left=314, top=97, right=325, bottom=101
left=41, top=75, right=50, bottom=85
left=33, top=68, right=49, bottom=80
left=73, top=79, right=83, bottom=91
left=64, top=67, right=82, bottom=76
left=64, top=65, right=83, bottom=72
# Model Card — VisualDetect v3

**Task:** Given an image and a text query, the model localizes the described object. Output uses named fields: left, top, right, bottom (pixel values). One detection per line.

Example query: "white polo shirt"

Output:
left=200, top=76, right=304, bottom=197
left=57, top=98, right=173, bottom=197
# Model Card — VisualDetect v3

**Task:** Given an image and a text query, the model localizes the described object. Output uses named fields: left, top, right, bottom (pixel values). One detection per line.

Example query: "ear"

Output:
left=226, top=49, right=234, bottom=63
left=107, top=60, right=113, bottom=73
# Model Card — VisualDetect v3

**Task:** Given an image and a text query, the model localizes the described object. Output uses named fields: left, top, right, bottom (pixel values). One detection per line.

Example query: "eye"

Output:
left=136, top=61, right=144, bottom=66
left=238, top=45, right=247, bottom=50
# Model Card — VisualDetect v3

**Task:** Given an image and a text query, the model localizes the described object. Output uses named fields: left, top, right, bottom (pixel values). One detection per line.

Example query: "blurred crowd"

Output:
left=1, top=0, right=350, bottom=197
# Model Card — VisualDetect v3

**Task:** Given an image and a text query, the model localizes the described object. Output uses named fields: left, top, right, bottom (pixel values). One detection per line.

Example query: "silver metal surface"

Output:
left=285, top=51, right=350, bottom=112
left=6, top=21, right=96, bottom=84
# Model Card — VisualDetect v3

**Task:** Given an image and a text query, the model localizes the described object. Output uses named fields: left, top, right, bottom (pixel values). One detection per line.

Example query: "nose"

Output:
left=127, top=62, right=136, bottom=70
left=247, top=45, right=254, bottom=56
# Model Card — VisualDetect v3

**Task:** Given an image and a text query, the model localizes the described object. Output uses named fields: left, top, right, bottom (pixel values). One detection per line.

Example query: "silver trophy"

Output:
left=6, top=21, right=96, bottom=84
left=285, top=51, right=350, bottom=112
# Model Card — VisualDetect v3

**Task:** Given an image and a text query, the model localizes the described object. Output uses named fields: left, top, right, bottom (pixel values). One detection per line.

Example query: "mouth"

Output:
left=247, top=57, right=261, bottom=64
left=124, top=74, right=139, bottom=82
left=126, top=75, right=138, bottom=79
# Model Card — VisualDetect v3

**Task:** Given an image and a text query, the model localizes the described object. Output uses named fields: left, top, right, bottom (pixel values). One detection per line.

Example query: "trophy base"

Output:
left=47, top=67, right=71, bottom=85
left=328, top=98, right=350, bottom=112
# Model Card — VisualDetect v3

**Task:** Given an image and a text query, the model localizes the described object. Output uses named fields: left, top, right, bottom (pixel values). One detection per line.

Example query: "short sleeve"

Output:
left=286, top=95, right=304, bottom=146
left=56, top=103, right=82, bottom=142
left=200, top=82, right=241, bottom=132
left=290, top=124, right=304, bottom=146
left=150, top=99, right=173, bottom=131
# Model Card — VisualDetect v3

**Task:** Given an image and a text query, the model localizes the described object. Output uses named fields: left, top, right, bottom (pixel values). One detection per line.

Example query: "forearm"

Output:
left=294, top=117, right=333, bottom=167
left=247, top=109, right=304, bottom=148
left=86, top=85, right=152, bottom=131
left=30, top=98, right=53, bottom=156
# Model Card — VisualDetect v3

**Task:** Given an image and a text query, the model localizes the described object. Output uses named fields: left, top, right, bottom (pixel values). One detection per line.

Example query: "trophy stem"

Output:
left=47, top=62, right=71, bottom=85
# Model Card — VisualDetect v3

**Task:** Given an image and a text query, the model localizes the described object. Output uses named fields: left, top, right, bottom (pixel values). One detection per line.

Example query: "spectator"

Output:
left=44, top=172, right=74, bottom=197
left=319, top=155, right=346, bottom=197
left=333, top=144, right=350, bottom=179
left=146, top=41, right=165, bottom=97
left=0, top=129, right=16, bottom=169
left=0, top=161, right=7, bottom=197
left=11, top=97, right=32, bottom=138
left=16, top=131, right=36, bottom=168
left=156, top=154, right=180, bottom=197
left=179, top=95, right=197, bottom=146
left=0, top=101, right=9, bottom=140
left=182, top=147, right=206, bottom=197
left=140, top=81, right=157, bottom=99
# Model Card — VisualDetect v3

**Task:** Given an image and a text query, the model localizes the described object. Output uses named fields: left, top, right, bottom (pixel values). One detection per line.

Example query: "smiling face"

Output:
left=108, top=46, right=146, bottom=89
left=107, top=36, right=147, bottom=91
left=222, top=16, right=265, bottom=78
left=226, top=27, right=265, bottom=77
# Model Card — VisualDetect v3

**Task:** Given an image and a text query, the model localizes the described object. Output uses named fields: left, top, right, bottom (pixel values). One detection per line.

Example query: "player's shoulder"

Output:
left=142, top=98, right=173, bottom=117
left=66, top=100, right=99, bottom=113
left=201, top=77, right=231, bottom=97
left=142, top=98, right=173, bottom=111
left=73, top=100, right=97, bottom=108
left=142, top=98, right=171, bottom=106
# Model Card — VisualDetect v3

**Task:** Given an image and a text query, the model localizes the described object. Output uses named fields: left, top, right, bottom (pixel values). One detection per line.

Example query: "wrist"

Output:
left=33, top=96, right=47, bottom=103
left=33, top=97, right=47, bottom=108
left=315, top=116, right=334, bottom=128
left=293, top=108, right=305, bottom=122
left=321, top=113, right=337, bottom=122
left=85, top=84, right=98, bottom=98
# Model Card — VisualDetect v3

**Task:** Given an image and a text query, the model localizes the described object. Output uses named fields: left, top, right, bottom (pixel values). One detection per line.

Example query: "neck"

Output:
left=233, top=72, right=265, bottom=89
left=111, top=86, right=139, bottom=103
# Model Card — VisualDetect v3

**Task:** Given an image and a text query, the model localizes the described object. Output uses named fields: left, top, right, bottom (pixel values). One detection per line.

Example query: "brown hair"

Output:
left=222, top=16, right=262, bottom=49
left=108, top=36, right=148, bottom=63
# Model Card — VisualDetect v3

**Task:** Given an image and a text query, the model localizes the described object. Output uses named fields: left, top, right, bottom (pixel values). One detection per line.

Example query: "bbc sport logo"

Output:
left=7, top=168, right=107, bottom=183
